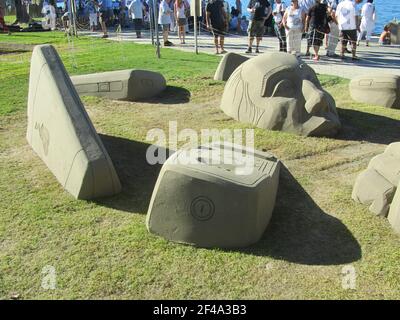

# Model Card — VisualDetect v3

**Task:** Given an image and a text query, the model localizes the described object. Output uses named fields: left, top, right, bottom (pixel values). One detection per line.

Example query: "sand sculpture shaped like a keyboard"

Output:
left=349, top=74, right=400, bottom=109
left=352, top=142, right=400, bottom=234
left=220, top=52, right=341, bottom=137
left=27, top=44, right=121, bottom=199
left=71, top=69, right=166, bottom=101
left=146, top=142, right=281, bottom=248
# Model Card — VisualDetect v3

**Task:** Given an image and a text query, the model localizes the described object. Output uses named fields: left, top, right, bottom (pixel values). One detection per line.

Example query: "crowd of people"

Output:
left=1, top=0, right=394, bottom=60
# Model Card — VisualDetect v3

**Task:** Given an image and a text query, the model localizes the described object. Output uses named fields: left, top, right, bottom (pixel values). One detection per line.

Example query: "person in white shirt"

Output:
left=273, top=0, right=287, bottom=51
left=357, top=0, right=375, bottom=46
left=129, top=0, right=146, bottom=38
left=283, top=0, right=306, bottom=56
left=159, top=0, right=174, bottom=46
left=336, top=0, right=358, bottom=59
left=41, top=0, right=57, bottom=31
left=326, top=0, right=339, bottom=57
left=175, top=0, right=188, bottom=44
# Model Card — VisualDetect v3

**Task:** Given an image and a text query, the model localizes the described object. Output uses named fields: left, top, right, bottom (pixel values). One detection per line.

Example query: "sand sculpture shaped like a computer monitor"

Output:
left=349, top=74, right=400, bottom=109
left=146, top=142, right=280, bottom=248
left=71, top=69, right=166, bottom=101
left=27, top=44, right=121, bottom=199
left=220, top=52, right=341, bottom=137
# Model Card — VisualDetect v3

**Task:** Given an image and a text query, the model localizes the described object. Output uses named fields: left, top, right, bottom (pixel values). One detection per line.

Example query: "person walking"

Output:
left=283, top=0, right=305, bottom=56
left=273, top=0, right=287, bottom=52
left=0, top=0, right=8, bottom=33
left=236, top=0, right=242, bottom=33
left=175, top=0, right=188, bottom=44
left=299, top=0, right=315, bottom=55
left=159, top=0, right=174, bottom=46
left=305, top=0, right=329, bottom=61
left=206, top=0, right=228, bottom=54
left=87, top=0, right=99, bottom=32
left=129, top=0, right=146, bottom=38
left=246, top=0, right=272, bottom=54
left=326, top=0, right=339, bottom=57
left=99, top=0, right=112, bottom=38
left=336, top=0, right=358, bottom=60
left=357, top=0, right=375, bottom=46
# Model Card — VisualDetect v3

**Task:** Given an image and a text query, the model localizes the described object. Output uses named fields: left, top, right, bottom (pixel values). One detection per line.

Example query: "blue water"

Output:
left=228, top=0, right=400, bottom=33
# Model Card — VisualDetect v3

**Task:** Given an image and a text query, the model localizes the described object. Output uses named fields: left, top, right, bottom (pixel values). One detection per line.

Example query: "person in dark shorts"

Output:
left=206, top=0, right=228, bottom=54
left=305, top=0, right=329, bottom=61
left=99, top=0, right=112, bottom=38
left=336, top=0, right=358, bottom=60
left=246, top=0, right=272, bottom=54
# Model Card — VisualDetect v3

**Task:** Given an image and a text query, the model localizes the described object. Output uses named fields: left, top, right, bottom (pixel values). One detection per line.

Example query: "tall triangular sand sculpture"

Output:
left=146, top=142, right=280, bottom=248
left=27, top=44, right=121, bottom=199
left=214, top=52, right=249, bottom=81
left=71, top=69, right=166, bottom=101
left=352, top=142, right=400, bottom=227
left=349, top=74, right=400, bottom=109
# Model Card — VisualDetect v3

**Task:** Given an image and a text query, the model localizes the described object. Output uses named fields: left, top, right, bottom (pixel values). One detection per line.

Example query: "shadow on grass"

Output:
left=144, top=85, right=191, bottom=104
left=95, top=134, right=168, bottom=214
left=235, top=166, right=362, bottom=266
left=336, top=108, right=400, bottom=144
left=97, top=135, right=361, bottom=265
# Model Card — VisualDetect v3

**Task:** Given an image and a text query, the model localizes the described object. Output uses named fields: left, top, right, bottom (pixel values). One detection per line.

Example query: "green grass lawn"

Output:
left=1, top=32, right=400, bottom=299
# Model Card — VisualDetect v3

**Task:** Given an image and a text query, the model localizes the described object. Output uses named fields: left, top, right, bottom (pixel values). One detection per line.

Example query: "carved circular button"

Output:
left=190, top=196, right=215, bottom=221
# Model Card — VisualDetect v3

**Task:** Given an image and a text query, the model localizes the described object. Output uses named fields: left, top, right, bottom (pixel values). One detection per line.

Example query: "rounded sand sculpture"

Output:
left=220, top=52, right=341, bottom=137
left=214, top=52, right=249, bottom=81
left=352, top=142, right=400, bottom=234
left=349, top=74, right=400, bottom=109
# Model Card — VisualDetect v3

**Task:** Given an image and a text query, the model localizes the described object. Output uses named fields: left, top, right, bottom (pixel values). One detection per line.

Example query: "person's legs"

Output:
left=178, top=25, right=183, bottom=43
left=286, top=29, right=292, bottom=54
left=256, top=37, right=262, bottom=52
left=294, top=29, right=302, bottom=56
left=313, top=45, right=320, bottom=60
left=246, top=20, right=255, bottom=53
left=213, top=34, right=219, bottom=53
left=274, top=23, right=282, bottom=51
left=365, top=28, right=373, bottom=46
left=254, top=21, right=264, bottom=53
left=350, top=30, right=358, bottom=59
left=100, top=11, right=108, bottom=37
left=134, top=19, right=142, bottom=38
left=220, top=36, right=225, bottom=53
left=327, top=22, right=339, bottom=56
left=340, top=31, right=347, bottom=57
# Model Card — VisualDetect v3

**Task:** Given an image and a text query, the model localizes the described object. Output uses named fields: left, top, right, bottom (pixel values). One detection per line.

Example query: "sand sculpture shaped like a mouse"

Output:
left=220, top=52, right=341, bottom=137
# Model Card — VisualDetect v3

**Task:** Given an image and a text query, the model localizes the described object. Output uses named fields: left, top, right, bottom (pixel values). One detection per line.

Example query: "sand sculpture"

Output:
left=352, top=142, right=400, bottom=233
left=71, top=69, right=166, bottom=101
left=214, top=52, right=249, bottom=81
left=220, top=52, right=341, bottom=137
left=349, top=74, right=400, bottom=109
left=146, top=142, right=281, bottom=248
left=27, top=44, right=121, bottom=199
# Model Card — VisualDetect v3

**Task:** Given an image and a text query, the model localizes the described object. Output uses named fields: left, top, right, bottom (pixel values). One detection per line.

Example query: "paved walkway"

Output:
left=86, top=30, right=400, bottom=79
